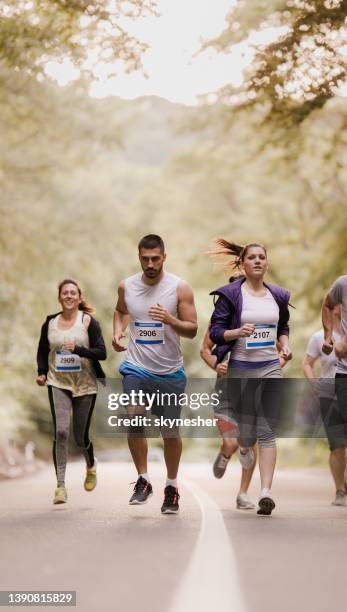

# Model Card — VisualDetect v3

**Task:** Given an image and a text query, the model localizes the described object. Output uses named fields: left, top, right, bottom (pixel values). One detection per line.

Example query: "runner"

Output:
left=322, top=276, right=347, bottom=501
left=200, top=327, right=257, bottom=510
left=303, top=305, right=346, bottom=506
left=112, top=234, right=197, bottom=514
left=209, top=239, right=292, bottom=515
left=201, top=326, right=288, bottom=508
left=36, top=279, right=107, bottom=504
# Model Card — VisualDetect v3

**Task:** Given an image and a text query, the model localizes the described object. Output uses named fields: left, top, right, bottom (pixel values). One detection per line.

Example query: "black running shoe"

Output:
left=161, top=485, right=180, bottom=514
left=129, top=477, right=153, bottom=505
left=257, top=496, right=276, bottom=516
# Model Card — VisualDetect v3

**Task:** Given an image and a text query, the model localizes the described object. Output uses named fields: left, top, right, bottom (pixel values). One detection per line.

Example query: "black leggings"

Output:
left=48, top=386, right=96, bottom=486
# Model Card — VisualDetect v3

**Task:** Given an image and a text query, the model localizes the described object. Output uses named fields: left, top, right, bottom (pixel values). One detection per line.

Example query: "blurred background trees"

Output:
left=1, top=0, right=346, bottom=455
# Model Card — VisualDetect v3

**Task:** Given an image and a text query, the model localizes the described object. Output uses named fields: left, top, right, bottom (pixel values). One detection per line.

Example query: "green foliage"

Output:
left=205, top=0, right=347, bottom=123
left=0, top=0, right=157, bottom=74
left=1, top=0, right=346, bottom=457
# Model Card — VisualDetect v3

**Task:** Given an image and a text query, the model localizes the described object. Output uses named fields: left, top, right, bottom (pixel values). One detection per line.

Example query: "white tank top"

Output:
left=231, top=285, right=279, bottom=363
left=123, top=272, right=183, bottom=374
left=47, top=311, right=97, bottom=396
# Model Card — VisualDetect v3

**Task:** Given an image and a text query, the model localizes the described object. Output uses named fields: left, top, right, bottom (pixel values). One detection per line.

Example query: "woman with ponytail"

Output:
left=209, top=240, right=292, bottom=515
left=36, top=279, right=106, bottom=504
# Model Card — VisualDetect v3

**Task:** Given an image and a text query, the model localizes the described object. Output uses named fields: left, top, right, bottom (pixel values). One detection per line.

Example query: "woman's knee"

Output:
left=55, top=429, right=69, bottom=444
left=258, top=431, right=276, bottom=448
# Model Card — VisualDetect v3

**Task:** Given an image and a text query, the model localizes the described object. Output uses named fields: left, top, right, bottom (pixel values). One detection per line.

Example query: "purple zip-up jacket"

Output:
left=209, top=278, right=290, bottom=365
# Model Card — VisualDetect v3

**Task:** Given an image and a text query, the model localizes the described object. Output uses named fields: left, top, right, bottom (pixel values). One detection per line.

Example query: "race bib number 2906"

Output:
left=134, top=322, right=165, bottom=345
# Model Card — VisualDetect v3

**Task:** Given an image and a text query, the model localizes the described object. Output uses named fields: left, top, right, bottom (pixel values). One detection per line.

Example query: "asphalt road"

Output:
left=1, top=459, right=346, bottom=612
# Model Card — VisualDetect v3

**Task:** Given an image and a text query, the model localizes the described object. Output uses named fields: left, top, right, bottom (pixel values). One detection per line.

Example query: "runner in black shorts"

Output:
left=303, top=305, right=346, bottom=505
left=322, top=276, right=347, bottom=502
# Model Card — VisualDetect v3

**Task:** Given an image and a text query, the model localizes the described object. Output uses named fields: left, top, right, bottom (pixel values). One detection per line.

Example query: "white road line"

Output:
left=169, top=478, right=246, bottom=612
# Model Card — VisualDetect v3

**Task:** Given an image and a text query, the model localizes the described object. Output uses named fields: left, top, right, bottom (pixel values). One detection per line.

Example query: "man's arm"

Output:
left=322, top=293, right=335, bottom=355
left=112, top=281, right=129, bottom=352
left=148, top=281, right=198, bottom=339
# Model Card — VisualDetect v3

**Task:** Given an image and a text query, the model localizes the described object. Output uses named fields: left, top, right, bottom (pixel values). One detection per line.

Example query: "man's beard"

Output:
left=144, top=265, right=163, bottom=278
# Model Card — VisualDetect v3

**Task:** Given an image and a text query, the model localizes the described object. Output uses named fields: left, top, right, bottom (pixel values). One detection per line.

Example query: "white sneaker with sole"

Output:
left=257, top=488, right=275, bottom=515
left=332, top=490, right=346, bottom=506
left=236, top=493, right=255, bottom=510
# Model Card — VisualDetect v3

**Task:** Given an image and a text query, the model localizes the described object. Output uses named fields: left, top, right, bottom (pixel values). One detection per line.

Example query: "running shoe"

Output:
left=332, top=490, right=346, bottom=506
left=237, top=447, right=254, bottom=470
left=161, top=485, right=180, bottom=514
left=129, top=476, right=153, bottom=505
left=213, top=451, right=230, bottom=478
left=84, top=459, right=97, bottom=492
left=236, top=493, right=255, bottom=510
left=257, top=495, right=276, bottom=516
left=53, top=486, right=67, bottom=505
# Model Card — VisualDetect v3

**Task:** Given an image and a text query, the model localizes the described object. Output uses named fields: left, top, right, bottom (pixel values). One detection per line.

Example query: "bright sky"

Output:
left=44, top=0, right=288, bottom=106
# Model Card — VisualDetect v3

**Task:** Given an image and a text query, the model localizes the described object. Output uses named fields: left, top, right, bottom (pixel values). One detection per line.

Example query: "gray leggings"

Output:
left=48, top=386, right=96, bottom=487
left=228, top=364, right=283, bottom=449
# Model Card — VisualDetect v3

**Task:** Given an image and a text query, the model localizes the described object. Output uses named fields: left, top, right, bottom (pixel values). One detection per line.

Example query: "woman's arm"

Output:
left=37, top=318, right=50, bottom=376
left=209, top=295, right=254, bottom=344
left=74, top=318, right=107, bottom=361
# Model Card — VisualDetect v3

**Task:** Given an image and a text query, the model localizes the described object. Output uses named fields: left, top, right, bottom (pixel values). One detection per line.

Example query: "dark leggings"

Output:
left=48, top=386, right=96, bottom=487
left=227, top=377, right=282, bottom=448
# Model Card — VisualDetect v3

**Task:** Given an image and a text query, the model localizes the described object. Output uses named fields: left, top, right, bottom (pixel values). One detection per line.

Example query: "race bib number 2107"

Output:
left=246, top=324, right=277, bottom=350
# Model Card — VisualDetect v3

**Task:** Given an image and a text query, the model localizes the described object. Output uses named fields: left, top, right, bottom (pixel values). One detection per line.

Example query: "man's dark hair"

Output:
left=138, top=234, right=165, bottom=253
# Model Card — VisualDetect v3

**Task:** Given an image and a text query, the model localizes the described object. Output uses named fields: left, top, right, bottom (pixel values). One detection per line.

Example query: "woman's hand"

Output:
left=279, top=346, right=293, bottom=361
left=62, top=340, right=75, bottom=352
left=237, top=324, right=255, bottom=338
left=36, top=375, right=47, bottom=386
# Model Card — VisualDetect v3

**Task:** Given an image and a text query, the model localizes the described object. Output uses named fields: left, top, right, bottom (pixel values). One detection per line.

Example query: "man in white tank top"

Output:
left=112, top=234, right=197, bottom=514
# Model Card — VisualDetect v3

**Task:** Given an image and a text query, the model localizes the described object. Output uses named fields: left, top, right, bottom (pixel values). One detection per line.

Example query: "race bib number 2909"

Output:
left=134, top=322, right=165, bottom=345
left=55, top=351, right=82, bottom=372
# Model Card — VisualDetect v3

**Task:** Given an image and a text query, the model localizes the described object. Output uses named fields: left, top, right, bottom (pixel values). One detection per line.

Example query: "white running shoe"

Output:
left=237, top=447, right=254, bottom=470
left=332, top=490, right=346, bottom=506
left=236, top=493, right=255, bottom=510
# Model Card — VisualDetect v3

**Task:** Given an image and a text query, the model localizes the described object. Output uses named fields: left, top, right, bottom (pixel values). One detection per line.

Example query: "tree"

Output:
left=205, top=0, right=347, bottom=124
left=0, top=1, right=157, bottom=74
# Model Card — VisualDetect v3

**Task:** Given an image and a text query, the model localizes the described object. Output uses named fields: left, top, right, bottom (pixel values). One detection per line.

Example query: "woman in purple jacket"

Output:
left=209, top=240, right=292, bottom=515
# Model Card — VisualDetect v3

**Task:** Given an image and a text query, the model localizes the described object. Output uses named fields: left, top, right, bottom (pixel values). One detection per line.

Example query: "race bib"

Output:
left=55, top=351, right=82, bottom=372
left=246, top=324, right=277, bottom=350
left=134, top=321, right=165, bottom=345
